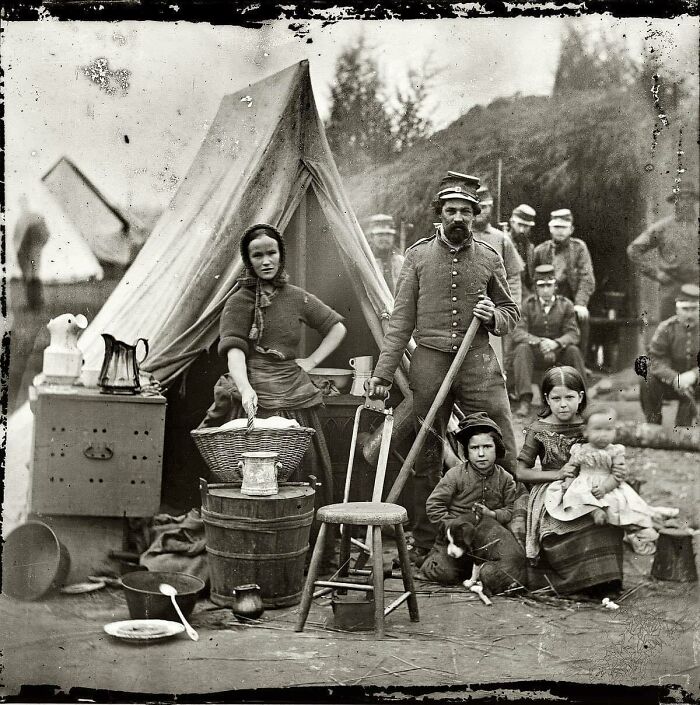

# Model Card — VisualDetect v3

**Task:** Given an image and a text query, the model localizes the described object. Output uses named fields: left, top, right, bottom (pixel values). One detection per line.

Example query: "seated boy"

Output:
left=421, top=412, right=518, bottom=585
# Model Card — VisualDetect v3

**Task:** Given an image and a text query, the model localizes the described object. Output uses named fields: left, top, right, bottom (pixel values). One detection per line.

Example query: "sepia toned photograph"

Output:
left=1, top=9, right=698, bottom=702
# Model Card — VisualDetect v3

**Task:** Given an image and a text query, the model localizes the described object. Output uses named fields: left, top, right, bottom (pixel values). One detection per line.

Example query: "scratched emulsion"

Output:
left=80, top=58, right=131, bottom=95
left=634, top=355, right=649, bottom=380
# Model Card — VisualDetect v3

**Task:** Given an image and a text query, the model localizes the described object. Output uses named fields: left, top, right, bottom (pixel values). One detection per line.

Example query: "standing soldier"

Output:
left=367, top=172, right=520, bottom=566
left=14, top=194, right=50, bottom=310
left=507, top=204, right=537, bottom=298
left=472, top=185, right=524, bottom=307
left=365, top=213, right=405, bottom=295
left=627, top=184, right=699, bottom=322
left=533, top=209, right=595, bottom=360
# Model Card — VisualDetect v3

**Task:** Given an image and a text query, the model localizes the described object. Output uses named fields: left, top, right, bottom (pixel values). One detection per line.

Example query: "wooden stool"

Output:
left=294, top=501, right=419, bottom=636
left=651, top=528, right=698, bottom=582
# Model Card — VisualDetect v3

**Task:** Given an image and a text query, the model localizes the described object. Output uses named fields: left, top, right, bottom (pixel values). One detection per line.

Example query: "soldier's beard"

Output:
left=445, top=223, right=471, bottom=244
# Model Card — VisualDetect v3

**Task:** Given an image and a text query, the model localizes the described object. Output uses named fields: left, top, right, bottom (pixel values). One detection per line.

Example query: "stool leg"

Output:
left=295, top=523, right=328, bottom=632
left=371, top=526, right=385, bottom=637
left=339, top=525, right=352, bottom=579
left=395, top=523, right=420, bottom=622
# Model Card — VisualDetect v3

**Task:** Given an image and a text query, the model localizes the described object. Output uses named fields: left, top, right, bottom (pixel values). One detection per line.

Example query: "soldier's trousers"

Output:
left=640, top=374, right=699, bottom=426
left=408, top=344, right=517, bottom=552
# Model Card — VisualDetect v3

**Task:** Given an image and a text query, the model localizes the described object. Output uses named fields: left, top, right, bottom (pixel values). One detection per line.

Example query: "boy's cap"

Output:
left=676, top=283, right=699, bottom=303
left=455, top=412, right=503, bottom=443
left=511, top=204, right=536, bottom=226
left=549, top=208, right=573, bottom=227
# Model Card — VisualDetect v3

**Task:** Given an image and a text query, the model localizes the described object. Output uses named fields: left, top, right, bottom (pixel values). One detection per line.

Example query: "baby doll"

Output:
left=545, top=405, right=655, bottom=529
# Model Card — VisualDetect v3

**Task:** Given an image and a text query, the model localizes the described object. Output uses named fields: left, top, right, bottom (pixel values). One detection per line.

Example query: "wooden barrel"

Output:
left=201, top=483, right=315, bottom=608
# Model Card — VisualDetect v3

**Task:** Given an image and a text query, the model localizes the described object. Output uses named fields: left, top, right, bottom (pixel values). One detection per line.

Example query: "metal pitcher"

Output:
left=98, top=334, right=149, bottom=395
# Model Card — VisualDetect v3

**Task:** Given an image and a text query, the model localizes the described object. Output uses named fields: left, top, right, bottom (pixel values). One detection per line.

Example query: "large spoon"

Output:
left=159, top=583, right=199, bottom=641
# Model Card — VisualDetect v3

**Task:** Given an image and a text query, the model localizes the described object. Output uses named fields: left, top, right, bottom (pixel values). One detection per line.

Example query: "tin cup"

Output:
left=349, top=356, right=373, bottom=375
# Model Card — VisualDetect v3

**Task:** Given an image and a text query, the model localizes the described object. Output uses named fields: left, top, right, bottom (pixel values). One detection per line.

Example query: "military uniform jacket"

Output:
left=473, top=224, right=524, bottom=307
left=511, top=295, right=580, bottom=348
left=648, top=316, right=700, bottom=385
left=373, top=233, right=520, bottom=383
left=532, top=238, right=595, bottom=307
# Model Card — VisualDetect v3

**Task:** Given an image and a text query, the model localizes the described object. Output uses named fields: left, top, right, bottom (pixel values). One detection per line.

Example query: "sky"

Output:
left=3, top=16, right=698, bottom=229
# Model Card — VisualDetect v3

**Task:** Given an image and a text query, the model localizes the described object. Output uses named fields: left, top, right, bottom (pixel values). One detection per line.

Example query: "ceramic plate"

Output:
left=104, top=619, right=185, bottom=642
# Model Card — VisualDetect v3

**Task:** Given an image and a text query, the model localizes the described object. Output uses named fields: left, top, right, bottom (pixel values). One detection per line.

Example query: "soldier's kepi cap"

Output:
left=676, top=284, right=699, bottom=303
left=549, top=208, right=574, bottom=227
left=511, top=204, right=536, bottom=226
left=436, top=172, right=481, bottom=215
left=366, top=213, right=396, bottom=235
left=534, top=264, right=557, bottom=285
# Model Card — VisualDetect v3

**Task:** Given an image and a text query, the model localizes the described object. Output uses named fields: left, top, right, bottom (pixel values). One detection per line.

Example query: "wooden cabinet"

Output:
left=29, top=385, right=166, bottom=516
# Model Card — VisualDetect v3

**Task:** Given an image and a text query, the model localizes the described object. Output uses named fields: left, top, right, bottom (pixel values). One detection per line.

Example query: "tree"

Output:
left=325, top=37, right=395, bottom=172
left=325, top=38, right=438, bottom=173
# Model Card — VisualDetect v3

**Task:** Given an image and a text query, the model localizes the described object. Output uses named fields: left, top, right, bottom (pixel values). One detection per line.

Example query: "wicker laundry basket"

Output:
left=190, top=425, right=315, bottom=482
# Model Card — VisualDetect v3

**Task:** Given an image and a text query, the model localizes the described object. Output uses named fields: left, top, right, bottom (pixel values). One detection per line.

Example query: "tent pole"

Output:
left=296, top=191, right=308, bottom=354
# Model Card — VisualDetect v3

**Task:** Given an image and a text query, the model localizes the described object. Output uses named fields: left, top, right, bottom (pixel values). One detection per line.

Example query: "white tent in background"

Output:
left=7, top=186, right=104, bottom=284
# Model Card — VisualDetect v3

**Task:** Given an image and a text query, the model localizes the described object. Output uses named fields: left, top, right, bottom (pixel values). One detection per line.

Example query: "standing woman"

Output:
left=200, top=224, right=346, bottom=555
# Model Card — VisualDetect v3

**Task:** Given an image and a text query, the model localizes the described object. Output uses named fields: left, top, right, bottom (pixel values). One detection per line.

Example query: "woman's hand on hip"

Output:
left=295, top=357, right=316, bottom=372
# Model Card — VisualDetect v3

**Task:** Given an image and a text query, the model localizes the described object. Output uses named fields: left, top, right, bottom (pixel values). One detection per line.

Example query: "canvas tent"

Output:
left=7, top=186, right=104, bottom=285
left=4, top=61, right=412, bottom=530
left=43, top=157, right=143, bottom=267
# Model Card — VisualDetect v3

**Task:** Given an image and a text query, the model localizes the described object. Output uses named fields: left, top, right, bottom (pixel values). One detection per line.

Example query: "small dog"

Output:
left=445, top=509, right=527, bottom=596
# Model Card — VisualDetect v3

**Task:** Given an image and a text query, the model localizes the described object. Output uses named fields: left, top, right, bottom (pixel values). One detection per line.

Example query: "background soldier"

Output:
left=365, top=213, right=405, bottom=294
left=640, top=283, right=699, bottom=427
left=533, top=208, right=595, bottom=360
left=511, top=264, right=586, bottom=417
left=627, top=184, right=700, bottom=322
left=507, top=204, right=537, bottom=298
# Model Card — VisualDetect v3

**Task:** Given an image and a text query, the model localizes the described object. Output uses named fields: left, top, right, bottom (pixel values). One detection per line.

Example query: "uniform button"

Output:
left=451, top=283, right=457, bottom=289
left=452, top=271, right=458, bottom=276
left=451, top=333, right=457, bottom=338
left=452, top=309, right=457, bottom=314
left=452, top=297, right=457, bottom=301
left=453, top=258, right=458, bottom=263
left=452, top=322, right=458, bottom=327
left=452, top=345, right=458, bottom=351
left=450, top=249, right=456, bottom=254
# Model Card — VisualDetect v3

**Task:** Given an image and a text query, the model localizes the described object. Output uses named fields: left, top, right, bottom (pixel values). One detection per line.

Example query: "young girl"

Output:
left=545, top=405, right=655, bottom=530
left=422, top=412, right=518, bottom=585
left=517, top=366, right=625, bottom=595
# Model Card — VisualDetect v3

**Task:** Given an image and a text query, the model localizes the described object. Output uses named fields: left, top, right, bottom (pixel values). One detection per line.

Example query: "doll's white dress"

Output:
left=545, top=442, right=654, bottom=527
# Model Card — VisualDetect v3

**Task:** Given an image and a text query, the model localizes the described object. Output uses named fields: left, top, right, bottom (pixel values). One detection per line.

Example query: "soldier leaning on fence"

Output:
left=367, top=171, right=520, bottom=566
left=627, top=184, right=700, bottom=322
left=640, top=283, right=700, bottom=428
left=533, top=209, right=595, bottom=360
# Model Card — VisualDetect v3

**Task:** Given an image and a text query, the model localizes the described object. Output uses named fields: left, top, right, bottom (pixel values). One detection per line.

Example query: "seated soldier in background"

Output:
left=533, top=209, right=595, bottom=359
left=640, top=283, right=699, bottom=427
left=511, top=264, right=586, bottom=417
